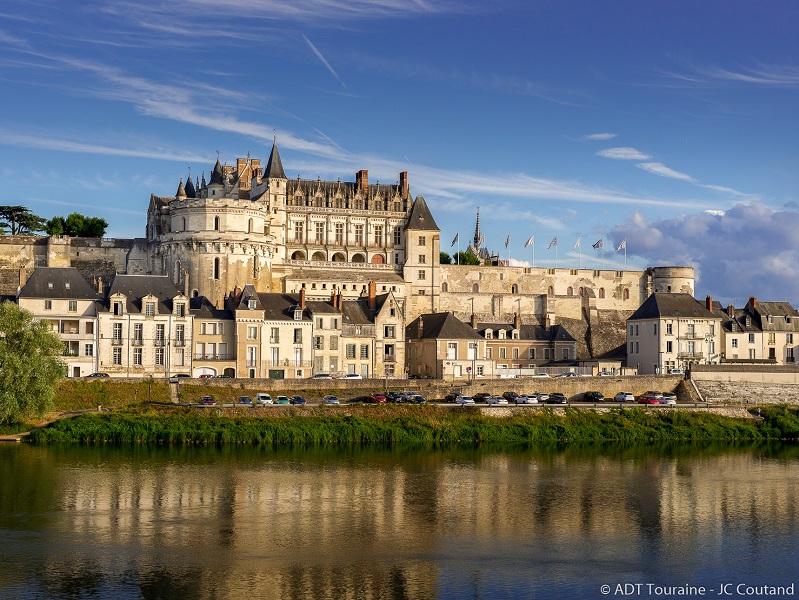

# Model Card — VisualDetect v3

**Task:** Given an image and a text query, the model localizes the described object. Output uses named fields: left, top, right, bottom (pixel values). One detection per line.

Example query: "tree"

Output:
left=0, top=206, right=46, bottom=235
left=454, top=251, right=481, bottom=265
left=440, top=251, right=452, bottom=264
left=45, top=212, right=108, bottom=237
left=0, top=301, right=65, bottom=424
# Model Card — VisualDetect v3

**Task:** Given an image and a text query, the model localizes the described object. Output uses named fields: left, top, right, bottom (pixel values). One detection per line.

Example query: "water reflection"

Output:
left=1, top=443, right=798, bottom=599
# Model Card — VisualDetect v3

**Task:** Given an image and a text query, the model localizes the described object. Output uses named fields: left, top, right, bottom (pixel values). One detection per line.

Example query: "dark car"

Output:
left=86, top=372, right=109, bottom=378
left=472, top=392, right=492, bottom=402
left=445, top=392, right=467, bottom=402
left=547, top=393, right=567, bottom=404
left=386, top=391, right=405, bottom=403
left=583, top=391, right=605, bottom=402
left=215, top=374, right=233, bottom=379
left=200, top=395, right=216, bottom=406
left=407, top=394, right=427, bottom=404
left=502, top=391, right=519, bottom=401
left=238, top=396, right=253, bottom=406
left=290, top=395, right=307, bottom=405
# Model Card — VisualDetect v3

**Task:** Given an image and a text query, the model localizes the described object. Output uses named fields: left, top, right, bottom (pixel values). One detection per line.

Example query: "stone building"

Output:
left=715, top=297, right=799, bottom=364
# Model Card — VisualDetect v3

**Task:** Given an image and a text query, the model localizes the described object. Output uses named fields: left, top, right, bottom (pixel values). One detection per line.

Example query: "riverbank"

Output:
left=27, top=404, right=799, bottom=445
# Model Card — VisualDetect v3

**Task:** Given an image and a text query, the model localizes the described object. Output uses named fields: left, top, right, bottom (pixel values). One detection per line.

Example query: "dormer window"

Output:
left=145, top=301, right=156, bottom=317
left=511, top=330, right=519, bottom=340
left=248, top=299, right=256, bottom=309
left=65, top=282, right=71, bottom=290
left=175, top=303, right=185, bottom=317
left=498, top=330, right=506, bottom=340
left=48, top=282, right=53, bottom=289
left=485, top=329, right=493, bottom=339
left=113, top=301, right=124, bottom=316
left=294, top=308, right=303, bottom=320
left=768, top=316, right=773, bottom=324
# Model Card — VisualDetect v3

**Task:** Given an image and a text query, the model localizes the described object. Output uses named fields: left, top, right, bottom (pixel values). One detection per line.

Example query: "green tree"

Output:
left=440, top=251, right=452, bottom=264
left=0, top=301, right=65, bottom=424
left=82, top=216, right=109, bottom=238
left=45, top=216, right=66, bottom=236
left=45, top=212, right=108, bottom=237
left=454, top=251, right=480, bottom=265
left=0, top=206, right=46, bottom=235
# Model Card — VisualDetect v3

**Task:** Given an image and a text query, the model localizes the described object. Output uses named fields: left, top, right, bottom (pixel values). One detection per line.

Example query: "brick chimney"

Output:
left=749, top=296, right=757, bottom=309
left=728, top=304, right=734, bottom=316
left=471, top=313, right=478, bottom=329
left=417, top=315, right=424, bottom=338
left=514, top=312, right=521, bottom=329
left=330, top=291, right=336, bottom=306
left=356, top=169, right=368, bottom=193
left=706, top=295, right=713, bottom=312
left=336, top=292, right=343, bottom=310
left=97, top=276, right=103, bottom=294
left=368, top=281, right=377, bottom=311
left=300, top=287, right=306, bottom=310
left=399, top=171, right=409, bottom=198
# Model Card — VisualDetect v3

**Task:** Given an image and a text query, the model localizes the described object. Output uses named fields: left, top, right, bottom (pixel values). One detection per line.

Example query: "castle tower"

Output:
left=403, top=195, right=440, bottom=320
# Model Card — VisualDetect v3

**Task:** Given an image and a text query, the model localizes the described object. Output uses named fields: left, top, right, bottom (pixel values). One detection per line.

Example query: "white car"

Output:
left=526, top=373, right=550, bottom=378
left=534, top=392, right=550, bottom=403
left=668, top=368, right=685, bottom=375
left=485, top=396, right=509, bottom=405
left=557, top=371, right=579, bottom=378
left=339, top=373, right=362, bottom=379
left=660, top=392, right=677, bottom=405
left=515, top=394, right=539, bottom=404
left=454, top=396, right=475, bottom=405
left=255, top=393, right=273, bottom=405
left=323, top=395, right=340, bottom=405
left=597, top=371, right=616, bottom=377
left=613, top=392, right=635, bottom=403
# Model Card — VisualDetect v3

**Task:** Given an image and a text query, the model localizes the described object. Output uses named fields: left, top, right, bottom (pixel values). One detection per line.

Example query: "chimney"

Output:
left=399, top=171, right=409, bottom=198
left=514, top=312, right=521, bottom=329
left=330, top=291, right=336, bottom=306
left=356, top=169, right=369, bottom=193
left=97, top=276, right=103, bottom=294
left=749, top=296, right=757, bottom=309
left=368, top=281, right=377, bottom=310
left=183, top=270, right=189, bottom=298
left=728, top=304, right=734, bottom=316
left=336, top=292, right=343, bottom=310
left=300, top=287, right=306, bottom=310
left=417, top=315, right=424, bottom=338
left=233, top=286, right=242, bottom=307
left=706, top=295, right=713, bottom=312
left=471, top=313, right=478, bottom=329
left=18, top=264, right=27, bottom=289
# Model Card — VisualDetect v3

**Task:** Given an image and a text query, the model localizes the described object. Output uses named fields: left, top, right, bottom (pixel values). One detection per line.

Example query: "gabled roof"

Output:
left=404, top=195, right=439, bottom=231
left=18, top=267, right=99, bottom=300
left=406, top=312, right=483, bottom=340
left=475, top=321, right=576, bottom=343
left=190, top=296, right=233, bottom=320
left=102, top=274, right=183, bottom=314
left=628, top=293, right=718, bottom=321
left=305, top=300, right=340, bottom=315
left=255, top=293, right=311, bottom=322
left=263, top=140, right=286, bottom=179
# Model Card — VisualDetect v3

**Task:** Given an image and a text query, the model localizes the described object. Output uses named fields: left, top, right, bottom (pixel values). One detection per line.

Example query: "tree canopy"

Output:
left=46, top=212, right=109, bottom=237
left=440, top=251, right=452, bottom=264
left=454, top=251, right=481, bottom=265
left=0, top=206, right=47, bottom=235
left=0, top=301, right=65, bottom=424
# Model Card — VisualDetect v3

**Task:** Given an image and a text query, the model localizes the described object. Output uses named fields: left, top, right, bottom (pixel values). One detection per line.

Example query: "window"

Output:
left=769, top=332, right=776, bottom=344
left=635, top=341, right=639, bottom=353
left=476, top=365, right=484, bottom=377
left=623, top=288, right=630, bottom=300
left=666, top=341, right=673, bottom=353
left=394, top=227, right=402, bottom=245
left=447, top=342, right=457, bottom=360
left=562, top=348, right=569, bottom=360
left=213, top=216, right=220, bottom=231
left=68, top=301, right=77, bottom=312
left=145, top=301, right=155, bottom=316
left=330, top=336, right=338, bottom=350
left=294, top=328, right=302, bottom=343
left=155, top=347, right=164, bottom=366
left=346, top=344, right=356, bottom=359
left=84, top=343, right=93, bottom=357
left=374, top=225, right=383, bottom=246
left=44, top=300, right=52, bottom=310
left=384, top=325, right=395, bottom=338
left=213, top=257, right=220, bottom=280
left=709, top=324, right=715, bottom=335
left=270, top=327, right=279, bottom=343
left=360, top=344, right=369, bottom=359
left=314, top=336, right=323, bottom=350
left=529, top=348, right=536, bottom=359
left=247, top=326, right=258, bottom=340
left=176, top=324, right=185, bottom=345
left=354, top=224, right=364, bottom=244
left=598, top=288, right=605, bottom=299
left=419, top=236, right=426, bottom=246
left=113, top=323, right=123, bottom=344
left=547, top=286, right=553, bottom=296
left=635, top=325, right=639, bottom=336
left=113, top=301, right=124, bottom=316
left=499, top=347, right=506, bottom=359
left=335, top=223, right=344, bottom=243
left=788, top=333, right=794, bottom=344
left=175, top=303, right=185, bottom=317
left=512, top=348, right=519, bottom=359
left=175, top=348, right=184, bottom=366
left=294, top=221, right=304, bottom=242
left=419, top=254, right=426, bottom=264
left=156, top=325, right=165, bottom=346
left=418, top=270, right=426, bottom=280
left=113, top=347, right=122, bottom=365
left=133, top=323, right=143, bottom=345
left=511, top=284, right=518, bottom=294
left=544, top=349, right=551, bottom=360
left=498, top=330, right=506, bottom=340
left=749, top=348, right=756, bottom=360
left=653, top=324, right=658, bottom=335
left=749, top=333, right=755, bottom=344
left=294, top=308, right=303, bottom=320
left=315, top=222, right=324, bottom=243
left=667, top=323, right=673, bottom=335
left=133, top=347, right=143, bottom=365
left=687, top=341, right=694, bottom=355
left=686, top=324, right=695, bottom=338
left=486, top=347, right=493, bottom=359
left=567, top=287, right=573, bottom=296
left=732, top=338, right=739, bottom=348
left=473, top=283, right=479, bottom=293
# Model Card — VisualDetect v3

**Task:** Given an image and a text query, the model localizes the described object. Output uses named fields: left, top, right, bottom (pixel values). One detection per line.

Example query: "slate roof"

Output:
left=305, top=300, right=340, bottom=315
left=628, top=293, right=718, bottom=321
left=475, top=321, right=576, bottom=342
left=102, top=274, right=183, bottom=314
left=256, top=292, right=312, bottom=322
left=263, top=140, right=286, bottom=179
left=406, top=312, right=483, bottom=340
left=190, top=296, right=233, bottom=321
left=287, top=271, right=405, bottom=284
left=18, top=267, right=99, bottom=300
left=404, top=195, right=439, bottom=231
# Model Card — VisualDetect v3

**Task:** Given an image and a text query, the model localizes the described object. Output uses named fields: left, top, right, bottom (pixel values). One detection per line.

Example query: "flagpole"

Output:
left=457, top=235, right=460, bottom=265
left=556, top=243, right=558, bottom=270
left=578, top=238, right=582, bottom=270
left=624, top=244, right=627, bottom=269
left=532, top=242, right=535, bottom=268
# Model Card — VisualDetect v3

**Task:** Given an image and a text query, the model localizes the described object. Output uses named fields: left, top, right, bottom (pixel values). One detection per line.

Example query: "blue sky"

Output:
left=1, top=0, right=797, bottom=306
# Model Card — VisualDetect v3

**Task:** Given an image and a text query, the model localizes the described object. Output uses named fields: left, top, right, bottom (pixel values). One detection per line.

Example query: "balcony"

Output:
left=174, top=340, right=186, bottom=346
left=384, top=354, right=396, bottom=363
left=132, top=338, right=143, bottom=346
left=112, top=338, right=123, bottom=346
left=678, top=351, right=704, bottom=360
left=154, top=339, right=165, bottom=347
left=194, top=354, right=235, bottom=361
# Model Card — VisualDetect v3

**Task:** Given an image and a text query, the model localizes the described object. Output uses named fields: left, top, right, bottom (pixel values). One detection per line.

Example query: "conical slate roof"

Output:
left=405, top=195, right=439, bottom=231
left=209, top=158, right=224, bottom=186
left=264, top=140, right=286, bottom=179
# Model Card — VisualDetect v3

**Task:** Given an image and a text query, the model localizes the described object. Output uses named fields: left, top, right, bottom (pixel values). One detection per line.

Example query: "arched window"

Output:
left=213, top=216, right=220, bottom=231
left=567, top=286, right=573, bottom=296
left=511, top=284, right=518, bottom=294
left=472, top=283, right=479, bottom=293
left=213, top=257, right=220, bottom=280
left=599, top=287, right=605, bottom=299
left=181, top=217, right=186, bottom=231
left=441, top=282, right=448, bottom=293
left=623, top=288, right=630, bottom=300
left=248, top=218, right=254, bottom=233
left=548, top=286, right=554, bottom=296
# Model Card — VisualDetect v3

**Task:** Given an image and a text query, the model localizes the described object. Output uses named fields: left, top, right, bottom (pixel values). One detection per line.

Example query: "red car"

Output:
left=637, top=392, right=661, bottom=404
left=367, top=393, right=387, bottom=403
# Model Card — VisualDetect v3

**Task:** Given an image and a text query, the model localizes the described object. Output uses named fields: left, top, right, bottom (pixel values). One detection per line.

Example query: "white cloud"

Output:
left=583, top=133, right=617, bottom=141
left=597, top=147, right=652, bottom=161
left=302, top=34, right=348, bottom=90
left=636, top=162, right=697, bottom=183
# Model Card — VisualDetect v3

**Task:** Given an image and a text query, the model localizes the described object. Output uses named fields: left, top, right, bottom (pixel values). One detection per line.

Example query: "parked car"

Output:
left=215, top=374, right=233, bottom=379
left=367, top=393, right=387, bottom=403
left=515, top=394, right=538, bottom=404
left=199, top=374, right=214, bottom=379
left=454, top=395, right=475, bottom=405
left=275, top=395, right=290, bottom=405
left=322, top=395, right=340, bottom=405
left=290, top=395, right=307, bottom=405
left=238, top=396, right=253, bottom=406
left=547, top=393, right=567, bottom=404
left=255, top=393, right=273, bottom=405
left=445, top=392, right=467, bottom=402
left=200, top=395, right=216, bottom=406
left=557, top=371, right=579, bottom=378
left=339, top=373, right=362, bottom=380
left=637, top=392, right=661, bottom=404
left=169, top=374, right=190, bottom=383
left=583, top=391, right=605, bottom=402
left=613, top=391, right=635, bottom=403
left=659, top=392, right=677, bottom=405
left=310, top=373, right=333, bottom=379
left=502, top=391, right=519, bottom=401
left=386, top=391, right=406, bottom=402
left=85, top=372, right=109, bottom=378
left=526, top=373, right=550, bottom=378
left=485, top=396, right=509, bottom=406
left=407, top=394, right=427, bottom=404
left=533, top=392, right=550, bottom=403
left=668, top=368, right=685, bottom=375
left=597, top=371, right=615, bottom=377
left=472, top=392, right=492, bottom=402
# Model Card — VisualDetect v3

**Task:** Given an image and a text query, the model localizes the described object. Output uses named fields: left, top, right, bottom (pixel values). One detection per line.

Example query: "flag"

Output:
left=592, top=238, right=603, bottom=250
left=524, top=234, right=535, bottom=248
left=478, top=233, right=485, bottom=247
left=505, top=234, right=510, bottom=248
left=451, top=232, right=459, bottom=247
left=573, top=237, right=581, bottom=250
left=548, top=236, right=557, bottom=249
left=616, top=239, right=626, bottom=252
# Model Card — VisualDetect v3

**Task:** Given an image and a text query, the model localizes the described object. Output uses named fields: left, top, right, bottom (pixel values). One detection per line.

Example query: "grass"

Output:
left=27, top=404, right=799, bottom=446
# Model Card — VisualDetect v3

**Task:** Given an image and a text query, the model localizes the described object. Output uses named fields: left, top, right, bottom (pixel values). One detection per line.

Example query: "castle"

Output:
left=1, top=141, right=694, bottom=360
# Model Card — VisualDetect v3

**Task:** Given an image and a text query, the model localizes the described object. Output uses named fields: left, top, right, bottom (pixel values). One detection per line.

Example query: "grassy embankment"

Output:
left=28, top=403, right=799, bottom=445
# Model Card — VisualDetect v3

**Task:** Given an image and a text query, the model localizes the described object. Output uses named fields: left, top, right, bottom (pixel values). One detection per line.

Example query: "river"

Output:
left=1, top=442, right=798, bottom=599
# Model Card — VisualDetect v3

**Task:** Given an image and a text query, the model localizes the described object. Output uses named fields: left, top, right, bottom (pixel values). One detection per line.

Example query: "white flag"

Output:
left=573, top=236, right=581, bottom=250
left=616, top=239, right=626, bottom=252
left=451, top=233, right=459, bottom=247
left=505, top=234, right=510, bottom=249
left=592, top=238, right=603, bottom=250
left=548, top=236, right=557, bottom=249
left=524, top=234, right=535, bottom=248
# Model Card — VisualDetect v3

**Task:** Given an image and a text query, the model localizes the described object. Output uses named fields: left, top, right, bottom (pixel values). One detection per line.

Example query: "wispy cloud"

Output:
left=661, top=62, right=799, bottom=89
left=597, top=147, right=652, bottom=161
left=584, top=133, right=616, bottom=141
left=302, top=34, right=348, bottom=90
left=636, top=161, right=697, bottom=182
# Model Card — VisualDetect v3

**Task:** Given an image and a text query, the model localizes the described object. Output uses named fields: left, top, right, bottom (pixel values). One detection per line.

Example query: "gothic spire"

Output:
left=473, top=207, right=482, bottom=249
